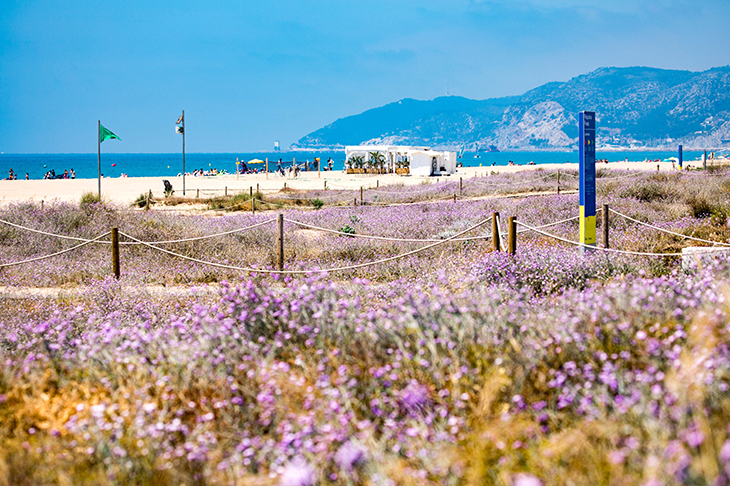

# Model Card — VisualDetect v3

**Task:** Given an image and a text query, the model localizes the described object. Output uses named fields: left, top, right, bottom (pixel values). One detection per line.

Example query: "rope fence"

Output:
left=609, top=208, right=730, bottom=247
left=0, top=232, right=111, bottom=268
left=4, top=199, right=730, bottom=276
left=284, top=218, right=493, bottom=243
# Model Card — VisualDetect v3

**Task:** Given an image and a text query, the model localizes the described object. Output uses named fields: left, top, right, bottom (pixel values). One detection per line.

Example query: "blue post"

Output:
left=579, top=111, right=596, bottom=254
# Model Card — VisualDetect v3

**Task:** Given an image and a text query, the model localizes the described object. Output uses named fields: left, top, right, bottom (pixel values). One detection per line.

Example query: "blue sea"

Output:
left=0, top=150, right=707, bottom=180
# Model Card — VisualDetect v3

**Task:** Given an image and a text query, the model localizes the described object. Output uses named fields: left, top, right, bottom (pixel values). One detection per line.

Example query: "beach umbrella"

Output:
left=248, top=159, right=265, bottom=164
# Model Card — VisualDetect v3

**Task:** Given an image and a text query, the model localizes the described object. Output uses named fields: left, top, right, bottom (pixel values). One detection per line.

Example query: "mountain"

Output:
left=292, top=66, right=730, bottom=151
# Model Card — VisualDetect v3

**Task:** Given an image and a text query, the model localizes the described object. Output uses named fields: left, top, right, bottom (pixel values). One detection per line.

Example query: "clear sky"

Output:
left=1, top=0, right=729, bottom=153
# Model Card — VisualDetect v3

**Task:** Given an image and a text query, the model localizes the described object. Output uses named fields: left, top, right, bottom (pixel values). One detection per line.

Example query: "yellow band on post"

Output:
left=579, top=206, right=596, bottom=246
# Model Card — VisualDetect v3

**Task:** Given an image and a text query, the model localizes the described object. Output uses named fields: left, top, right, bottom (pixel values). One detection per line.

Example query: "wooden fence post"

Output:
left=257, top=183, right=259, bottom=193
left=324, top=181, right=327, bottom=190
left=557, top=169, right=560, bottom=194
left=360, top=186, right=363, bottom=205
left=196, top=188, right=199, bottom=199
left=111, top=227, right=120, bottom=279
left=41, top=200, right=44, bottom=210
left=284, top=182, right=287, bottom=189
left=459, top=177, right=463, bottom=194
left=492, top=212, right=501, bottom=252
left=353, top=198, right=357, bottom=207
left=377, top=180, right=379, bottom=188
left=277, top=214, right=284, bottom=271
left=250, top=186, right=253, bottom=199
left=225, top=186, right=228, bottom=197
left=508, top=216, right=517, bottom=255
left=453, top=194, right=456, bottom=203
left=603, top=204, right=609, bottom=248
left=145, top=190, right=151, bottom=210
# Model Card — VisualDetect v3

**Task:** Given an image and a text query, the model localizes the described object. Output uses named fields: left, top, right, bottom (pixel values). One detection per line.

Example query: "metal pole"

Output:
left=97, top=120, right=101, bottom=198
left=182, top=110, right=186, bottom=196
left=508, top=216, right=517, bottom=255
left=492, top=212, right=501, bottom=252
left=277, top=214, right=284, bottom=271
left=111, top=227, right=120, bottom=279
left=603, top=204, right=609, bottom=248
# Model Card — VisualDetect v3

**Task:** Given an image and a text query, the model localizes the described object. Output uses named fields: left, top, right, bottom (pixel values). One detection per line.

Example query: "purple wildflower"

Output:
left=334, top=441, right=367, bottom=470
left=280, top=456, right=316, bottom=486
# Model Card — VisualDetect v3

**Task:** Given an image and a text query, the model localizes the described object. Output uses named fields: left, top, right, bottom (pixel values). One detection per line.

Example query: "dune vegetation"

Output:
left=2, top=168, right=730, bottom=485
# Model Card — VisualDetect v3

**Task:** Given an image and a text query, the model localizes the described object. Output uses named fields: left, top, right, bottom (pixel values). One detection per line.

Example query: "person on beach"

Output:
left=25, top=173, right=29, bottom=180
left=70, top=168, right=75, bottom=179
left=328, top=158, right=333, bottom=171
left=8, top=169, right=14, bottom=180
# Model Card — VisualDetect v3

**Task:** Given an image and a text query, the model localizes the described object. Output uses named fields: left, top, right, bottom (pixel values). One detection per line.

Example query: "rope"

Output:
left=0, top=232, right=111, bottom=268
left=515, top=221, right=691, bottom=257
left=0, top=217, right=97, bottom=243
left=118, top=215, right=492, bottom=274
left=283, top=218, right=492, bottom=242
left=119, top=231, right=281, bottom=273
left=223, top=197, right=255, bottom=210
left=120, top=218, right=276, bottom=245
left=0, top=216, right=275, bottom=246
left=609, top=208, right=730, bottom=247
left=516, top=215, right=580, bottom=233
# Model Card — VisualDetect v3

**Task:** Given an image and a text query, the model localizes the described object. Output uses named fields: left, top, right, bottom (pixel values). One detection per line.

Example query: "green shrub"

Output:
left=80, top=192, right=101, bottom=205
left=133, top=193, right=154, bottom=209
left=339, top=224, right=356, bottom=237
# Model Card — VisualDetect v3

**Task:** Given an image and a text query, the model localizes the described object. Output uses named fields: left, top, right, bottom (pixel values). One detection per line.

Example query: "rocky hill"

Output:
left=292, top=66, right=730, bottom=151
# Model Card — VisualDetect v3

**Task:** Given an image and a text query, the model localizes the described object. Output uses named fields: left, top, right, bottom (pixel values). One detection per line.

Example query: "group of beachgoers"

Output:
left=176, top=168, right=230, bottom=177
left=42, top=168, right=76, bottom=180
left=6, top=169, right=23, bottom=180
left=272, top=157, right=335, bottom=178
left=5, top=168, right=77, bottom=180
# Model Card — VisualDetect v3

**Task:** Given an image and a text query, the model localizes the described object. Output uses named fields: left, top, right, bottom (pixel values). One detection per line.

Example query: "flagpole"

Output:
left=97, top=120, right=101, bottom=198
left=182, top=110, right=186, bottom=196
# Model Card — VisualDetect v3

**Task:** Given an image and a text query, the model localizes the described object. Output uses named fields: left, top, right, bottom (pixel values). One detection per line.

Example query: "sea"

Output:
left=0, top=150, right=709, bottom=180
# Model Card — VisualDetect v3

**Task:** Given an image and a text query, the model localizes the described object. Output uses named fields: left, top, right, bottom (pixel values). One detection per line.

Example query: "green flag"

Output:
left=99, top=124, right=121, bottom=143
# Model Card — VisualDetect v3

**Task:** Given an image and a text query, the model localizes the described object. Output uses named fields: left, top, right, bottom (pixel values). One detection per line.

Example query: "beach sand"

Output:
left=0, top=160, right=690, bottom=207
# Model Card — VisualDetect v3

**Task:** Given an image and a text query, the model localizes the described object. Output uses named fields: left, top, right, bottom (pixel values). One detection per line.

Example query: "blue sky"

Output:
left=1, top=0, right=729, bottom=153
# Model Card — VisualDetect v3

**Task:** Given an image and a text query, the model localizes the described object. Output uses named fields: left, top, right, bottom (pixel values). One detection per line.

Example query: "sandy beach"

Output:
left=0, top=160, right=695, bottom=207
